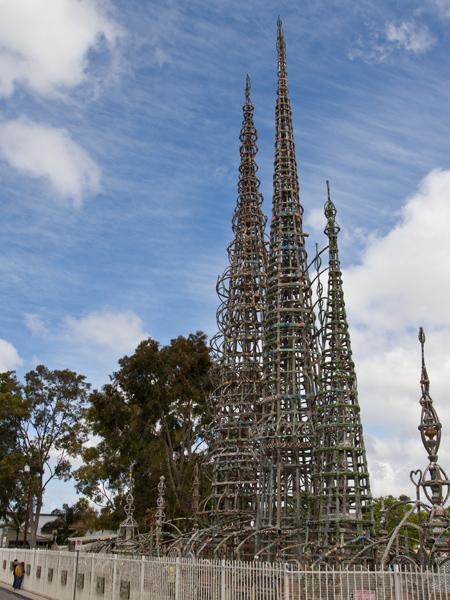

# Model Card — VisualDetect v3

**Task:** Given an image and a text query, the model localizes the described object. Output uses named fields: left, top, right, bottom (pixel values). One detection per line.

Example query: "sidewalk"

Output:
left=0, top=584, right=46, bottom=600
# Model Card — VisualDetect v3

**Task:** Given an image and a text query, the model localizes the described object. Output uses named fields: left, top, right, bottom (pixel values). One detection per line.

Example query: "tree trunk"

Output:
left=30, top=486, right=43, bottom=549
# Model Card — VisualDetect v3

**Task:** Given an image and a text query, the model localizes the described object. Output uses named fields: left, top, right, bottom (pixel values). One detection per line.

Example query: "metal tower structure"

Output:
left=257, top=19, right=320, bottom=545
left=206, top=75, right=267, bottom=531
left=91, top=22, right=450, bottom=569
left=375, top=329, right=450, bottom=568
left=313, top=183, right=374, bottom=559
left=414, top=328, right=449, bottom=564
left=416, top=328, right=449, bottom=518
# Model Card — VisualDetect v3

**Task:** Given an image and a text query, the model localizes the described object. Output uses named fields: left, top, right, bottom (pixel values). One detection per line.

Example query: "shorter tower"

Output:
left=313, top=182, right=374, bottom=557
left=207, top=75, right=267, bottom=533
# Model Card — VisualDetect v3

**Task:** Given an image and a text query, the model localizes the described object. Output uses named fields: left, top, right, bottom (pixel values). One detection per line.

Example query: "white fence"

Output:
left=0, top=548, right=449, bottom=600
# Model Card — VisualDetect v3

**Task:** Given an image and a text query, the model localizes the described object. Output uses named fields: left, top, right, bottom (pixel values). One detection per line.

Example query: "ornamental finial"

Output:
left=416, top=329, right=450, bottom=511
left=419, top=326, right=430, bottom=395
left=417, top=328, right=441, bottom=463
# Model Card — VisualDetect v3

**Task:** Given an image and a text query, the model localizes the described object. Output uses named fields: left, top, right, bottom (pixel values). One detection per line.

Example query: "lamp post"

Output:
left=23, top=464, right=30, bottom=546
left=23, top=464, right=32, bottom=548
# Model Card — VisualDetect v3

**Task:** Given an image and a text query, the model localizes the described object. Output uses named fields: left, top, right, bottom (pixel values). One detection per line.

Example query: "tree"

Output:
left=18, top=365, right=90, bottom=547
left=42, top=499, right=99, bottom=544
left=75, top=332, right=213, bottom=526
left=0, top=372, right=26, bottom=521
left=372, top=495, right=428, bottom=550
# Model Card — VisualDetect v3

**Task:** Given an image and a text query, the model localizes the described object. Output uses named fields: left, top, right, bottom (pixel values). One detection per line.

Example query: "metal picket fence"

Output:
left=0, top=547, right=449, bottom=600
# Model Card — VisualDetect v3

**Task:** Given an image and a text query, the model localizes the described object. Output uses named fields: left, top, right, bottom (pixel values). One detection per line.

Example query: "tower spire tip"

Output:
left=277, top=16, right=284, bottom=47
left=324, top=180, right=337, bottom=220
left=245, top=73, right=251, bottom=103
left=326, top=179, right=331, bottom=202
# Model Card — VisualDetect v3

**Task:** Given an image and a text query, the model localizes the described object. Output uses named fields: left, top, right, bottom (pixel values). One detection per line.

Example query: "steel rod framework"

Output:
left=312, top=183, right=374, bottom=558
left=411, top=329, right=450, bottom=565
left=205, top=75, right=267, bottom=535
left=256, top=18, right=320, bottom=544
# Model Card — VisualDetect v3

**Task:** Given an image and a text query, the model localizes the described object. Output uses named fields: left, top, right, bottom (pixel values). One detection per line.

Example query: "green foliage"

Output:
left=20, top=365, right=91, bottom=545
left=75, top=332, right=213, bottom=527
left=372, top=495, right=426, bottom=548
left=0, top=365, right=90, bottom=546
left=0, top=372, right=27, bottom=520
left=42, top=499, right=99, bottom=544
left=23, top=365, right=90, bottom=457
left=1, top=334, right=212, bottom=535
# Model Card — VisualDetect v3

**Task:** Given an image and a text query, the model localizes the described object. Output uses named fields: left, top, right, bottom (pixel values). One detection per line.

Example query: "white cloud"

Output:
left=305, top=207, right=326, bottom=234
left=24, top=313, right=48, bottom=335
left=0, top=0, right=120, bottom=98
left=342, top=169, right=450, bottom=499
left=349, top=19, right=435, bottom=64
left=386, top=21, right=435, bottom=54
left=0, top=338, right=22, bottom=371
left=0, top=118, right=101, bottom=207
left=64, top=309, right=148, bottom=354
left=366, top=435, right=447, bottom=498
left=0, top=0, right=120, bottom=207
left=345, top=169, right=450, bottom=329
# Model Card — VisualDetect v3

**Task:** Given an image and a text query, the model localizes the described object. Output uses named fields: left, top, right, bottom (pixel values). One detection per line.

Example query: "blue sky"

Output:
left=1, top=0, right=450, bottom=509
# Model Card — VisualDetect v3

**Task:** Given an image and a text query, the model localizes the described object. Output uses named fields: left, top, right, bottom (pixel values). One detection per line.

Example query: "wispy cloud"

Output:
left=386, top=20, right=436, bottom=54
left=349, top=19, right=435, bottom=64
left=430, top=0, right=450, bottom=18
left=24, top=313, right=48, bottom=336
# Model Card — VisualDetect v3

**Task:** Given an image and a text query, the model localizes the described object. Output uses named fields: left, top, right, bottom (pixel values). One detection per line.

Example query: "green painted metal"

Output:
left=313, top=182, right=374, bottom=560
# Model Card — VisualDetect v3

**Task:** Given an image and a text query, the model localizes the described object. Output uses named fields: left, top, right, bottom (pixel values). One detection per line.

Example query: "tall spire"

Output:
left=313, top=182, right=373, bottom=556
left=276, top=17, right=288, bottom=103
left=273, top=17, right=300, bottom=207
left=207, top=75, right=267, bottom=534
left=257, top=19, right=319, bottom=547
